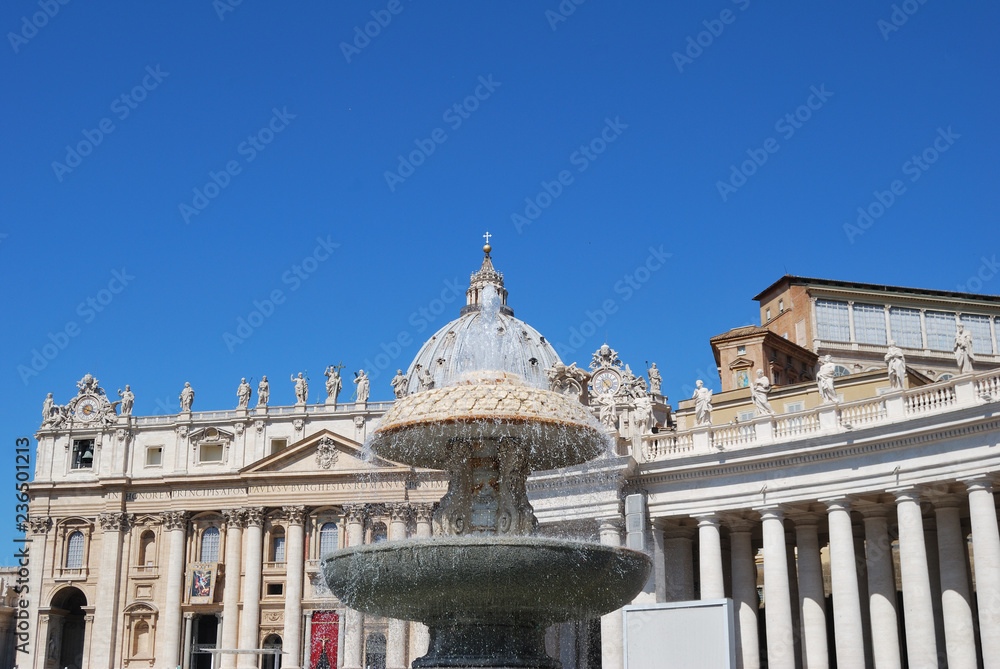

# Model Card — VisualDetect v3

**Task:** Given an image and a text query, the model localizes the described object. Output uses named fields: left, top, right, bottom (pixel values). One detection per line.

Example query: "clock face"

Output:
left=592, top=370, right=621, bottom=395
left=76, top=397, right=100, bottom=421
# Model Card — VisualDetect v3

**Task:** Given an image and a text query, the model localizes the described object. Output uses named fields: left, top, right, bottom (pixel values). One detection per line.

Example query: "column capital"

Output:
left=28, top=516, right=53, bottom=534
left=753, top=505, right=785, bottom=522
left=98, top=511, right=133, bottom=532
left=161, top=510, right=189, bottom=531
left=888, top=485, right=923, bottom=503
left=388, top=502, right=410, bottom=523
left=244, top=506, right=265, bottom=527
left=787, top=511, right=822, bottom=527
left=724, top=517, right=756, bottom=533
left=221, top=508, right=246, bottom=529
left=343, top=504, right=367, bottom=524
left=693, top=513, right=720, bottom=529
left=819, top=495, right=854, bottom=512
left=183, top=612, right=195, bottom=620
left=282, top=505, right=308, bottom=525
left=660, top=523, right=696, bottom=540
left=857, top=503, right=889, bottom=519
left=598, top=517, right=623, bottom=533
left=959, top=474, right=995, bottom=494
left=411, top=503, right=435, bottom=524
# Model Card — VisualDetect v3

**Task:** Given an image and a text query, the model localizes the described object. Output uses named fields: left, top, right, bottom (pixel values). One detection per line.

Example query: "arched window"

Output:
left=319, top=522, right=338, bottom=556
left=833, top=365, right=852, bottom=378
left=200, top=527, right=220, bottom=563
left=371, top=522, right=387, bottom=544
left=365, top=632, right=387, bottom=669
left=138, top=531, right=156, bottom=566
left=271, top=528, right=286, bottom=563
left=65, top=531, right=84, bottom=568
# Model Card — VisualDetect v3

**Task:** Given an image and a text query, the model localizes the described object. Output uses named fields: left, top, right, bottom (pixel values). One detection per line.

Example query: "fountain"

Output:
left=323, top=244, right=651, bottom=668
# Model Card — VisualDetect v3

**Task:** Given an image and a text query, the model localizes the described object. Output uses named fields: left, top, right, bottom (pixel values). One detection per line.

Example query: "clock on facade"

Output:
left=591, top=370, right=621, bottom=395
left=76, top=396, right=100, bottom=421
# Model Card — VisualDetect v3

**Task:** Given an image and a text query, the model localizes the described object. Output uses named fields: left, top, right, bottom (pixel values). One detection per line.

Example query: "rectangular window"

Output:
left=270, top=439, right=287, bottom=455
left=925, top=311, right=956, bottom=351
left=273, top=536, right=286, bottom=563
left=784, top=401, right=805, bottom=414
left=738, top=410, right=755, bottom=422
left=815, top=300, right=850, bottom=342
left=199, top=444, right=223, bottom=463
left=145, top=447, right=162, bottom=467
left=853, top=303, right=887, bottom=345
left=266, top=583, right=284, bottom=596
left=765, top=307, right=771, bottom=321
left=960, top=314, right=994, bottom=355
left=71, top=439, right=94, bottom=469
left=889, top=307, right=922, bottom=349
left=778, top=299, right=784, bottom=312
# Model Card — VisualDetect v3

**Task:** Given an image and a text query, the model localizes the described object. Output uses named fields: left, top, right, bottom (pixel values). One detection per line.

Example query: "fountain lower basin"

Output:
left=323, top=536, right=651, bottom=668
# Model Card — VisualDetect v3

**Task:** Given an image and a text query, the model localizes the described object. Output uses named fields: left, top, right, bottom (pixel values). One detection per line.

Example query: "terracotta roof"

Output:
left=753, top=275, right=1000, bottom=304
left=709, top=325, right=770, bottom=342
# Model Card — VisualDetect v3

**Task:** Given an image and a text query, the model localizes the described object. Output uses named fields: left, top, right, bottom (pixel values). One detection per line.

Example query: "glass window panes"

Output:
left=815, top=300, right=850, bottom=342
left=272, top=535, right=285, bottom=563
left=853, top=303, right=887, bottom=345
left=960, top=314, right=994, bottom=355
left=889, top=307, right=922, bottom=349
left=200, top=527, right=220, bottom=562
left=925, top=311, right=956, bottom=351
left=371, top=523, right=388, bottom=543
left=319, top=522, right=338, bottom=556
left=66, top=531, right=84, bottom=568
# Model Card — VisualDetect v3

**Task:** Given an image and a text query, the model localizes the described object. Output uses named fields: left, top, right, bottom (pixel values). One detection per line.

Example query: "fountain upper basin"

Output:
left=322, top=536, right=651, bottom=625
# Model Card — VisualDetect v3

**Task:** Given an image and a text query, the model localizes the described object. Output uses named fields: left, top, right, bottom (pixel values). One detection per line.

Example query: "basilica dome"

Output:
left=403, top=245, right=561, bottom=394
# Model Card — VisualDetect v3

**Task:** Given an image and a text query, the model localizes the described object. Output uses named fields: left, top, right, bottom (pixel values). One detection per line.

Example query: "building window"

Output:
left=925, top=311, right=956, bottom=351
left=889, top=307, right=922, bottom=349
left=833, top=365, right=852, bottom=377
left=145, top=446, right=162, bottom=467
left=266, top=583, right=284, bottom=596
left=371, top=522, right=388, bottom=544
left=66, top=531, right=85, bottom=568
left=270, top=439, right=287, bottom=455
left=199, top=444, right=224, bottom=463
left=784, top=401, right=804, bottom=414
left=960, top=314, right=994, bottom=355
left=738, top=410, right=755, bottom=422
left=272, top=530, right=286, bottom=563
left=138, top=530, right=156, bottom=566
left=765, top=307, right=771, bottom=321
left=938, top=373, right=954, bottom=382
left=737, top=345, right=746, bottom=355
left=815, top=300, right=850, bottom=342
left=71, top=439, right=94, bottom=469
left=319, top=522, right=338, bottom=556
left=778, top=299, right=784, bottom=312
left=365, top=632, right=387, bottom=669
left=853, top=303, right=887, bottom=345
left=200, top=527, right=220, bottom=562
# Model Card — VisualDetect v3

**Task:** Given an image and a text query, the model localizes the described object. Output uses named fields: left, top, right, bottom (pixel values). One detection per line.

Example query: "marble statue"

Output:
left=954, top=325, right=975, bottom=374
left=817, top=355, right=838, bottom=403
left=179, top=382, right=195, bottom=411
left=118, top=385, right=135, bottom=416
left=598, top=392, right=617, bottom=429
left=291, top=373, right=309, bottom=405
left=417, top=366, right=435, bottom=392
left=257, top=376, right=270, bottom=407
left=354, top=370, right=370, bottom=403
left=750, top=370, right=774, bottom=415
left=325, top=365, right=343, bottom=405
left=692, top=380, right=713, bottom=425
left=631, top=395, right=654, bottom=439
left=237, top=378, right=252, bottom=408
left=885, top=341, right=906, bottom=389
left=590, top=343, right=622, bottom=370
left=42, top=393, right=55, bottom=423
left=647, top=363, right=662, bottom=395
left=391, top=370, right=408, bottom=399
left=77, top=373, right=101, bottom=395
left=545, top=361, right=590, bottom=399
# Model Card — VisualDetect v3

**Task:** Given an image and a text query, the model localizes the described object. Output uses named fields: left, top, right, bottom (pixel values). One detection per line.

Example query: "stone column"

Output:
left=934, top=496, right=977, bottom=669
left=728, top=519, right=760, bottom=669
left=922, top=517, right=947, bottom=664
left=412, top=504, right=434, bottom=659
left=662, top=525, right=695, bottom=601
left=892, top=488, right=938, bottom=667
left=182, top=612, right=195, bottom=669
left=599, top=518, right=625, bottom=669
left=237, top=507, right=265, bottom=669
left=823, top=498, right=866, bottom=668
left=697, top=514, right=725, bottom=599
left=342, top=505, right=366, bottom=669
left=161, top=510, right=189, bottom=669
left=25, top=518, right=52, bottom=669
left=650, top=524, right=667, bottom=602
left=283, top=506, right=307, bottom=669
left=220, top=509, right=245, bottom=669
left=387, top=504, right=410, bottom=669
left=790, top=513, right=829, bottom=669
left=860, top=506, right=901, bottom=669
left=90, top=512, right=129, bottom=669
left=963, top=476, right=1000, bottom=666
left=759, top=507, right=795, bottom=669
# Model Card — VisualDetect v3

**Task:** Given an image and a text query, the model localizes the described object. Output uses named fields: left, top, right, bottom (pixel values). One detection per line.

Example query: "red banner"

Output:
left=309, top=610, right=339, bottom=669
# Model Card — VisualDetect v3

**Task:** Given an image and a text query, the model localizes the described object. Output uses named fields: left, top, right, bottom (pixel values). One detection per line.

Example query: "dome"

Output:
left=403, top=245, right=561, bottom=394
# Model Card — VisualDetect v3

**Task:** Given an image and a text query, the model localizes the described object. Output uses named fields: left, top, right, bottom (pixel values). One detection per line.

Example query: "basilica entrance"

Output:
left=190, top=614, right=219, bottom=669
left=261, top=633, right=283, bottom=669
left=47, top=587, right=87, bottom=669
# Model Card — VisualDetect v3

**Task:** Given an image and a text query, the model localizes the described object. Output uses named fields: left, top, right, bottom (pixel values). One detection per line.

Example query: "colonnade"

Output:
left=641, top=476, right=1000, bottom=669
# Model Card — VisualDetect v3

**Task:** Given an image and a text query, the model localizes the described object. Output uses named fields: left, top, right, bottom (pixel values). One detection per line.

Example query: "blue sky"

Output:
left=1, top=1, right=998, bottom=562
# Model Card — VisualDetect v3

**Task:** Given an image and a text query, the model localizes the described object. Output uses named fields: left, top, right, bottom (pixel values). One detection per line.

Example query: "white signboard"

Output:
left=623, top=599, right=735, bottom=669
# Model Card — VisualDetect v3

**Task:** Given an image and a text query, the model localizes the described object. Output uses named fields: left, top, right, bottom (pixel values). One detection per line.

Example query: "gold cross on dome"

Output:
left=483, top=231, right=492, bottom=245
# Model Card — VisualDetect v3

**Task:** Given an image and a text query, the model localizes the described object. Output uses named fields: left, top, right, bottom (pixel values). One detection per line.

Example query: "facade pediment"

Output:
left=241, top=430, right=405, bottom=475
left=728, top=356, right=755, bottom=370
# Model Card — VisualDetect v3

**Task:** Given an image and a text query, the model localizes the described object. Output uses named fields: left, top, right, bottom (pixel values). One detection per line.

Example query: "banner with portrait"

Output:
left=187, top=563, right=217, bottom=604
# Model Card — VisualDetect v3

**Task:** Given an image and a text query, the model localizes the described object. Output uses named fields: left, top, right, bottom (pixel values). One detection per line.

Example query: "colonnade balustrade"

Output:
left=648, top=477, right=1000, bottom=669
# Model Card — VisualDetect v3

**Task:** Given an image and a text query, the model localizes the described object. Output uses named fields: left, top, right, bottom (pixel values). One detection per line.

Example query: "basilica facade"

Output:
left=23, top=248, right=1000, bottom=669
